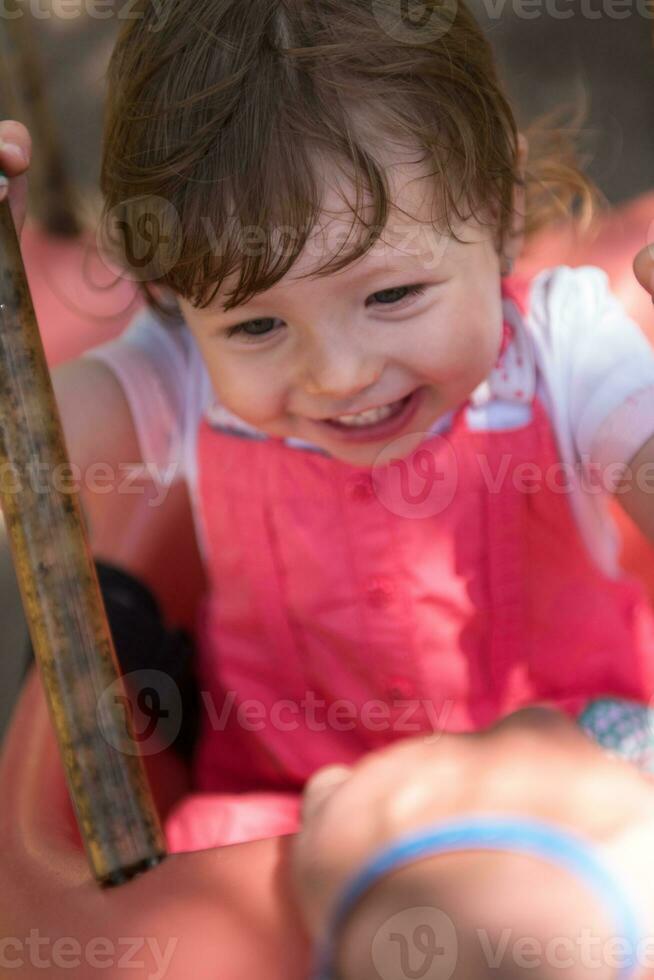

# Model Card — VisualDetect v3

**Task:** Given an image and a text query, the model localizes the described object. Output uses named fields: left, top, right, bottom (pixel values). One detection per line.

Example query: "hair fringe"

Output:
left=99, top=0, right=605, bottom=327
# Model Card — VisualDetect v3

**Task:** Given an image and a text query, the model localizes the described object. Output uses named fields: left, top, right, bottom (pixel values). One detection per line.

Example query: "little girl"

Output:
left=75, top=0, right=654, bottom=849
left=6, top=0, right=654, bottom=858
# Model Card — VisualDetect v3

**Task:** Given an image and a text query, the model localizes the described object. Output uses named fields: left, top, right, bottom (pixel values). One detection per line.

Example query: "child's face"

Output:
left=178, top=156, right=511, bottom=468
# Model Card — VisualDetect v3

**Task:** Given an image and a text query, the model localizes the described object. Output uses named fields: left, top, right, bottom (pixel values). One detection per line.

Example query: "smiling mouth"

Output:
left=322, top=394, right=412, bottom=429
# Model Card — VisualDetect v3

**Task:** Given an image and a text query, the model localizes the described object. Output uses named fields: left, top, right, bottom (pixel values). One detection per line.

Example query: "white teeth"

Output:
left=331, top=399, right=403, bottom=427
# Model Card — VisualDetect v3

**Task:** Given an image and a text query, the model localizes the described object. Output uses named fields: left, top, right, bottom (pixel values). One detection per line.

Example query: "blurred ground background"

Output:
left=0, top=7, right=653, bottom=738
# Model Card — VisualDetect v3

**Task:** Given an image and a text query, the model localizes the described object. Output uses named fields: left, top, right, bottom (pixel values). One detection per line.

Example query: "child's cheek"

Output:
left=209, top=361, right=289, bottom=430
left=463, top=294, right=505, bottom=380
left=420, top=303, right=502, bottom=391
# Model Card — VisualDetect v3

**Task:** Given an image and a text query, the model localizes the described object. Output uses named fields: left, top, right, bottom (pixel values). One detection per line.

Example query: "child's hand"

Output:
left=291, top=708, right=654, bottom=978
left=0, top=120, right=31, bottom=237
left=634, top=244, right=654, bottom=301
left=0, top=666, right=311, bottom=980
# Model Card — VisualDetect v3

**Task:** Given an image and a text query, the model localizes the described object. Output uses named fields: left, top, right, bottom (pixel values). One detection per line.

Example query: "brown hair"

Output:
left=100, top=0, right=600, bottom=325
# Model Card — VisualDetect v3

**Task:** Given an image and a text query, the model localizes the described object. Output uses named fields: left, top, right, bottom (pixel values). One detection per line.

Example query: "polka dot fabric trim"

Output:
left=579, top=698, right=654, bottom=773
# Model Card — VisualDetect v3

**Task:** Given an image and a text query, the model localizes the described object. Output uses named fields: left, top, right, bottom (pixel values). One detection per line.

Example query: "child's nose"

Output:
left=301, top=341, right=382, bottom=400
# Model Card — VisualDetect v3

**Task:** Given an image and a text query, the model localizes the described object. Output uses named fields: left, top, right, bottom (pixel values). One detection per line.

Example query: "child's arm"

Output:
left=50, top=354, right=201, bottom=609
left=613, top=247, right=654, bottom=542
left=51, top=356, right=147, bottom=553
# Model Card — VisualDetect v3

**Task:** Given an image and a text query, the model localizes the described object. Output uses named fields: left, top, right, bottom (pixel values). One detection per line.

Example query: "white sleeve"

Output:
left=79, top=310, right=203, bottom=487
left=531, top=265, right=654, bottom=481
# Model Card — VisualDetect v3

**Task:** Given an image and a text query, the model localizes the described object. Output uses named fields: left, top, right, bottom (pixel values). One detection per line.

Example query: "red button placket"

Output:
left=339, top=465, right=423, bottom=742
left=472, top=420, right=531, bottom=710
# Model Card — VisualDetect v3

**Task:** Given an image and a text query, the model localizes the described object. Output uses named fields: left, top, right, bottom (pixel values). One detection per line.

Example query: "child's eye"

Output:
left=226, top=318, right=283, bottom=340
left=367, top=284, right=427, bottom=307
left=225, top=284, right=427, bottom=341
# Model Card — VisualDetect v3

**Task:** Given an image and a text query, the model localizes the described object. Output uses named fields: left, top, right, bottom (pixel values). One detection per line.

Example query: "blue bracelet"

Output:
left=313, top=816, right=644, bottom=980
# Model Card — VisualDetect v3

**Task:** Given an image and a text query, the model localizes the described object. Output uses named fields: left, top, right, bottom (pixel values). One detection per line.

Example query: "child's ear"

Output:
left=501, top=133, right=529, bottom=270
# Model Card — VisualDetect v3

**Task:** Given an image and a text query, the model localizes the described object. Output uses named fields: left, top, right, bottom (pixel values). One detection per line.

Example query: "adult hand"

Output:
left=291, top=708, right=654, bottom=979
left=634, top=243, right=654, bottom=301
left=0, top=120, right=31, bottom=237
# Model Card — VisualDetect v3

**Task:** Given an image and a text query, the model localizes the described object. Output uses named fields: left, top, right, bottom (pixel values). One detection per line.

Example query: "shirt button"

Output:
left=387, top=676, right=414, bottom=700
left=345, top=474, right=375, bottom=503
left=365, top=576, right=395, bottom=607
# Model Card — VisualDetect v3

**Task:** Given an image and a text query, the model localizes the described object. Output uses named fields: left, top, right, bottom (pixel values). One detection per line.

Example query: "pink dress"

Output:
left=164, top=275, right=654, bottom=852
